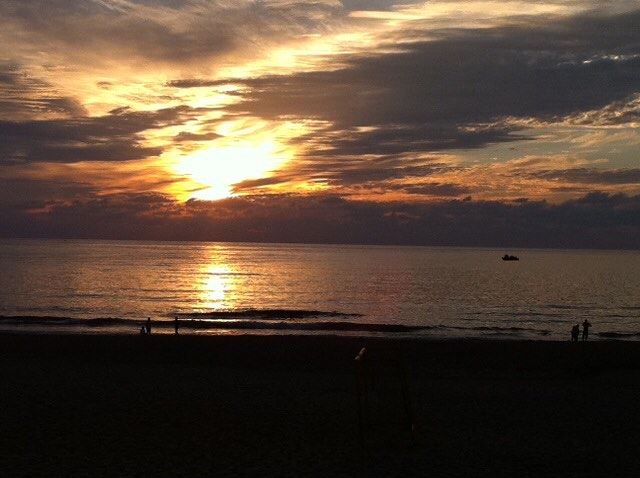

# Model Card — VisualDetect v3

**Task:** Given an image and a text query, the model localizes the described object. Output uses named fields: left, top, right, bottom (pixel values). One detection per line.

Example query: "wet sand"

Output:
left=2, top=334, right=640, bottom=477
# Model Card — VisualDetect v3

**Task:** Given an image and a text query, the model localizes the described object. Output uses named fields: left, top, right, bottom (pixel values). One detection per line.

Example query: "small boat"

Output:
left=502, top=254, right=519, bottom=261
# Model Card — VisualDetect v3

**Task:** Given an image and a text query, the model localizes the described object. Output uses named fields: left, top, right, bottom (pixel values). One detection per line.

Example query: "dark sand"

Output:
left=2, top=334, right=640, bottom=477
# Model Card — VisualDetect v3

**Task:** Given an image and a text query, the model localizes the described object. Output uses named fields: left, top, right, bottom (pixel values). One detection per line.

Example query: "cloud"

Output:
left=402, top=182, right=472, bottom=197
left=0, top=64, right=86, bottom=121
left=341, top=0, right=418, bottom=11
left=172, top=131, right=222, bottom=143
left=294, top=123, right=525, bottom=157
left=0, top=177, right=97, bottom=209
left=532, top=168, right=640, bottom=185
left=232, top=149, right=640, bottom=202
left=0, top=105, right=195, bottom=164
left=229, top=151, right=456, bottom=195
left=2, top=191, right=639, bottom=249
left=1, top=0, right=639, bottom=238
left=0, top=0, right=348, bottom=68
left=165, top=79, right=234, bottom=88
left=213, top=9, right=640, bottom=158
left=176, top=7, right=640, bottom=197
left=564, top=94, right=640, bottom=126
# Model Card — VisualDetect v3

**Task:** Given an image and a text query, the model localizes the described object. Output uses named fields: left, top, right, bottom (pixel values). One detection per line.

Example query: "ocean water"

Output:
left=0, top=239, right=639, bottom=340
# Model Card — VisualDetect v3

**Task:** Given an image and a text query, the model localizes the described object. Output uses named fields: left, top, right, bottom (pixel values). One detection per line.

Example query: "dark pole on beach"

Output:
left=174, top=316, right=179, bottom=335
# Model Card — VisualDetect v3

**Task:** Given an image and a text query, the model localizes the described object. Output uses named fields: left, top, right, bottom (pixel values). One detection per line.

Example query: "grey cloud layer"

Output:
left=201, top=8, right=640, bottom=191
left=0, top=106, right=195, bottom=164
left=0, top=177, right=97, bottom=209
left=223, top=9, right=640, bottom=154
left=2, top=192, right=639, bottom=249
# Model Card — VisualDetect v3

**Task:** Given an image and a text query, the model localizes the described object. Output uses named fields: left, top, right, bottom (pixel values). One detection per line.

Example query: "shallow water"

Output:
left=1, top=239, right=639, bottom=339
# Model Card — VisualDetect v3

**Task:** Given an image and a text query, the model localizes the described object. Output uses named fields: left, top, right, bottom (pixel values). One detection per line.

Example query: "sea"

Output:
left=1, top=239, right=639, bottom=340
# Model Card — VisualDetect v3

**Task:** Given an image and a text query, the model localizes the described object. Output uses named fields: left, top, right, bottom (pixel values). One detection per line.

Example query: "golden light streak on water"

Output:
left=198, top=264, right=236, bottom=311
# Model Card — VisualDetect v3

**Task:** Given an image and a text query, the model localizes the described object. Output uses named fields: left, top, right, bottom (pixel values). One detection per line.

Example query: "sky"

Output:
left=1, top=0, right=639, bottom=248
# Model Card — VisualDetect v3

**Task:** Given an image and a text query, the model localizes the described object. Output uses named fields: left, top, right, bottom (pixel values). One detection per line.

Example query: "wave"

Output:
left=545, top=304, right=597, bottom=310
left=0, top=316, right=132, bottom=327
left=0, top=314, right=551, bottom=336
left=472, top=311, right=565, bottom=318
left=176, top=309, right=363, bottom=320
left=175, top=320, right=422, bottom=333
left=0, top=315, right=417, bottom=333
left=598, top=331, right=640, bottom=338
left=172, top=321, right=550, bottom=335
left=446, top=325, right=551, bottom=336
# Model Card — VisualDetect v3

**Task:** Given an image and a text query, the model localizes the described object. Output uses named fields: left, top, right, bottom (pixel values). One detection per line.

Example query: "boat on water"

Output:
left=502, top=254, right=519, bottom=261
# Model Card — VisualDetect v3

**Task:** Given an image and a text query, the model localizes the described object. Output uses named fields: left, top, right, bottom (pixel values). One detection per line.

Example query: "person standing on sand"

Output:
left=582, top=319, right=591, bottom=341
left=174, top=316, right=179, bottom=335
left=571, top=324, right=580, bottom=342
left=146, top=317, right=152, bottom=335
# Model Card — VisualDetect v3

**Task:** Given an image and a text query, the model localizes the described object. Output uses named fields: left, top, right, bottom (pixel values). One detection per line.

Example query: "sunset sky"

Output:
left=1, top=0, right=639, bottom=247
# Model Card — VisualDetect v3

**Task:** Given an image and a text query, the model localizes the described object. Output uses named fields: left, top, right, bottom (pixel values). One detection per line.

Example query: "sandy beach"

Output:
left=2, top=334, right=640, bottom=477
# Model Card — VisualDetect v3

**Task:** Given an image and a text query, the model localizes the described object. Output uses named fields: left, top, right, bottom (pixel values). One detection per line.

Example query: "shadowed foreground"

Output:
left=2, top=334, right=640, bottom=477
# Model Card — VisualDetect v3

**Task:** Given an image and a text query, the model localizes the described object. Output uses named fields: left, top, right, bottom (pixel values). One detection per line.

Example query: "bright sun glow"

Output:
left=176, top=138, right=289, bottom=200
left=173, top=119, right=310, bottom=201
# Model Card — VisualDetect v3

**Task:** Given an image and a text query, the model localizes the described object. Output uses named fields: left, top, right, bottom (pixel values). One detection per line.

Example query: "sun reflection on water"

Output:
left=198, top=264, right=236, bottom=310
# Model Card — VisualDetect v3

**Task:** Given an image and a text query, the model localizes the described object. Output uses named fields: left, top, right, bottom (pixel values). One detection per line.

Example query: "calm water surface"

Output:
left=1, top=239, right=639, bottom=339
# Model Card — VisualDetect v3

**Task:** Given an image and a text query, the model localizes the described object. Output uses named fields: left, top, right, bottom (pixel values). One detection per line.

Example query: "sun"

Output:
left=176, top=138, right=289, bottom=200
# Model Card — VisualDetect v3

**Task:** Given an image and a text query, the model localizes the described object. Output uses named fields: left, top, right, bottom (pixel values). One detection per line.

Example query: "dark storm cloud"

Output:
left=2, top=191, right=639, bottom=249
left=211, top=9, right=640, bottom=156
left=0, top=106, right=195, bottom=164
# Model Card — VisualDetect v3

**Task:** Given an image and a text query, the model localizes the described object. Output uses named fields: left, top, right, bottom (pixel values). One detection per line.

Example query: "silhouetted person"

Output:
left=174, top=316, right=179, bottom=335
left=582, top=319, right=591, bottom=341
left=140, top=325, right=146, bottom=335
left=571, top=324, right=580, bottom=342
left=146, top=317, right=152, bottom=335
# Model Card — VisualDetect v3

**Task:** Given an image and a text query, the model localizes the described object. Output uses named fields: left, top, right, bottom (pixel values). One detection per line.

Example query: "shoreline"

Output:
left=0, top=325, right=633, bottom=342
left=1, top=314, right=632, bottom=341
